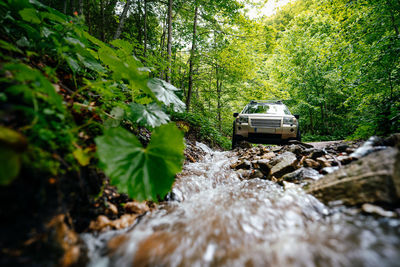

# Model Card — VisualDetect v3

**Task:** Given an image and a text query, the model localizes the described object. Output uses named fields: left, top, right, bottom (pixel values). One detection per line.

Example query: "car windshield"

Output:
left=242, top=103, right=291, bottom=115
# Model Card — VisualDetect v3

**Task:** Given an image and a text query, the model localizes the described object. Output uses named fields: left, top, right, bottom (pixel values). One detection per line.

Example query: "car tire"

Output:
left=296, top=127, right=302, bottom=142
left=232, top=122, right=238, bottom=149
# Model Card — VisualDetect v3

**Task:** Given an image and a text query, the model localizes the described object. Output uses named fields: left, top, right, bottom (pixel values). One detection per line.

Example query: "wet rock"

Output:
left=321, top=166, right=339, bottom=175
left=237, top=169, right=252, bottom=180
left=110, top=214, right=138, bottom=229
left=89, top=214, right=138, bottom=232
left=337, top=144, right=349, bottom=153
left=46, top=214, right=85, bottom=267
left=124, top=201, right=150, bottom=214
left=307, top=147, right=400, bottom=206
left=106, top=203, right=118, bottom=216
left=269, top=152, right=298, bottom=178
left=238, top=141, right=252, bottom=149
left=310, top=149, right=326, bottom=160
left=89, top=215, right=111, bottom=232
left=336, top=155, right=353, bottom=165
left=383, top=133, right=400, bottom=147
left=253, top=159, right=271, bottom=176
left=316, top=157, right=331, bottom=168
left=283, top=144, right=304, bottom=155
left=250, top=169, right=264, bottom=179
left=282, top=167, right=322, bottom=183
left=350, top=136, right=387, bottom=159
left=304, top=158, right=320, bottom=169
left=231, top=160, right=251, bottom=170
left=261, top=151, right=276, bottom=160
left=362, top=203, right=397, bottom=218
left=287, top=140, right=314, bottom=148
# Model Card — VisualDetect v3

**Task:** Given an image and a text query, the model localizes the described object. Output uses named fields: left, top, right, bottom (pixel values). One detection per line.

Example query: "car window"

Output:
left=243, top=104, right=291, bottom=115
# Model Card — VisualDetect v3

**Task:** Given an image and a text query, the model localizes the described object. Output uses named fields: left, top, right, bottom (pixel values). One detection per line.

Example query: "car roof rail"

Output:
left=249, top=100, right=284, bottom=104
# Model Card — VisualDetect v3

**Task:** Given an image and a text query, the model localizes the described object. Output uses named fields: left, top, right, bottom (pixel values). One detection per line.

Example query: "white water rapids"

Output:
left=83, top=143, right=400, bottom=267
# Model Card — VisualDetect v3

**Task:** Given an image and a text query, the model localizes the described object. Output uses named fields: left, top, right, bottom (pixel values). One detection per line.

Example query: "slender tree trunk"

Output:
left=137, top=0, right=142, bottom=45
left=166, top=0, right=173, bottom=83
left=143, top=0, right=148, bottom=56
left=100, top=0, right=105, bottom=41
left=70, top=0, right=75, bottom=13
left=63, top=0, right=68, bottom=14
left=78, top=0, right=83, bottom=15
left=185, top=5, right=198, bottom=111
left=113, top=0, right=131, bottom=40
left=216, top=66, right=222, bottom=132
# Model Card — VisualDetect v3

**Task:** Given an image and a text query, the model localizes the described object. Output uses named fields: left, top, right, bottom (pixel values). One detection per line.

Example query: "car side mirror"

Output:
left=294, top=114, right=300, bottom=119
left=233, top=112, right=239, bottom=117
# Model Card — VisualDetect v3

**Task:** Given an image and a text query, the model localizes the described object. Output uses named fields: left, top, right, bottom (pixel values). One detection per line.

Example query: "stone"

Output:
left=269, top=152, right=298, bottom=178
left=284, top=144, right=304, bottom=155
left=287, top=140, right=314, bottom=148
left=261, top=151, right=276, bottom=160
left=231, top=160, right=251, bottom=170
left=316, top=157, right=331, bottom=168
left=362, top=203, right=397, bottom=218
left=321, top=166, right=339, bottom=175
left=46, top=214, right=84, bottom=267
left=310, top=149, right=326, bottom=160
left=110, top=214, right=138, bottom=229
left=238, top=141, right=252, bottom=149
left=336, top=155, right=353, bottom=165
left=237, top=169, right=252, bottom=180
left=124, top=201, right=150, bottom=214
left=253, top=159, right=271, bottom=176
left=306, top=147, right=400, bottom=206
left=304, top=158, right=320, bottom=169
left=89, top=215, right=111, bottom=232
left=282, top=167, right=322, bottom=183
left=250, top=169, right=264, bottom=179
left=106, top=203, right=119, bottom=216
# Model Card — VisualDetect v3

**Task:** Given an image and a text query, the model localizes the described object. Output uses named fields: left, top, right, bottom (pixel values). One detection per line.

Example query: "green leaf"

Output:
left=0, top=126, right=27, bottom=186
left=73, top=148, right=91, bottom=166
left=147, top=78, right=185, bottom=111
left=65, top=56, right=81, bottom=73
left=0, top=146, right=21, bottom=186
left=19, top=8, right=41, bottom=24
left=95, top=124, right=184, bottom=201
left=128, top=103, right=169, bottom=128
left=0, top=40, right=23, bottom=54
left=104, top=106, right=125, bottom=128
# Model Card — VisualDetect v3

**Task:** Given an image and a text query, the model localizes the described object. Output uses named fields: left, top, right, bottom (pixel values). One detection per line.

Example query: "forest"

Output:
left=0, top=0, right=399, bottom=265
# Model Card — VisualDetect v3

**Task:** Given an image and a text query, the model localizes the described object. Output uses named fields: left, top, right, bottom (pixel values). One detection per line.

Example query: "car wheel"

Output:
left=232, top=122, right=238, bottom=149
left=296, top=127, right=302, bottom=142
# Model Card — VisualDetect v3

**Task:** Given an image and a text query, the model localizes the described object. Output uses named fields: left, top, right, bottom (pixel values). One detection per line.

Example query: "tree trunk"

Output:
left=166, top=0, right=173, bottom=83
left=100, top=0, right=105, bottom=41
left=185, top=5, right=198, bottom=111
left=70, top=0, right=75, bottom=13
left=216, top=66, right=222, bottom=131
left=63, top=0, right=68, bottom=14
left=143, top=0, right=148, bottom=56
left=113, top=0, right=131, bottom=40
left=78, top=0, right=83, bottom=15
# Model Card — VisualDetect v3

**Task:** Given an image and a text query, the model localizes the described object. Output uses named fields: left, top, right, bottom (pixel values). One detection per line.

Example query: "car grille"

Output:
left=250, top=119, right=281, bottom=128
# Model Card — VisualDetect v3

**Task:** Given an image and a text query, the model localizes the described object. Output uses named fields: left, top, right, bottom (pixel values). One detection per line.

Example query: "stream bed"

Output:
left=83, top=143, right=400, bottom=267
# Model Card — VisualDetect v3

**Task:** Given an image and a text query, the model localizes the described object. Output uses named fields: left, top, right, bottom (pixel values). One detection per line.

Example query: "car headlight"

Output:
left=238, top=116, right=249, bottom=124
left=283, top=116, right=296, bottom=125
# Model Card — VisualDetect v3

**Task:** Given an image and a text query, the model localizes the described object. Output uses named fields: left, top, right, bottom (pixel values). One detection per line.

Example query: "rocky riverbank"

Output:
left=230, top=135, right=400, bottom=214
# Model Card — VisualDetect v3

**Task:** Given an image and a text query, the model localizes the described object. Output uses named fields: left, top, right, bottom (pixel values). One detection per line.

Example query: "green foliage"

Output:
left=0, top=0, right=187, bottom=201
left=95, top=124, right=184, bottom=201
left=170, top=111, right=231, bottom=149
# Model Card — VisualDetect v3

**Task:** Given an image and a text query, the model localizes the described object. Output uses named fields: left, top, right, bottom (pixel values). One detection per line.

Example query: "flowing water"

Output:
left=83, top=143, right=400, bottom=267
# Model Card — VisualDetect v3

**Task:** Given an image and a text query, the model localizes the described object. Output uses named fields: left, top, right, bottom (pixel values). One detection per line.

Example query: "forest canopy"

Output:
left=1, top=0, right=399, bottom=200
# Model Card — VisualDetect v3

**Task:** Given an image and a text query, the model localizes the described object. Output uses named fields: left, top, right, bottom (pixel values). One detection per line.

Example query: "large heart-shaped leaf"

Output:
left=128, top=103, right=169, bottom=128
left=147, top=78, right=185, bottom=112
left=95, top=124, right=184, bottom=201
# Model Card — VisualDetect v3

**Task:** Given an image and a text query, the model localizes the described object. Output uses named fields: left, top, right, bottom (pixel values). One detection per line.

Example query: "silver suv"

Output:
left=232, top=100, right=300, bottom=148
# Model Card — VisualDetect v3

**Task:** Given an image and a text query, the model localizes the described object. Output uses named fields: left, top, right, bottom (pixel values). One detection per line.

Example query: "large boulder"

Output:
left=306, top=147, right=400, bottom=205
left=269, top=152, right=298, bottom=178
